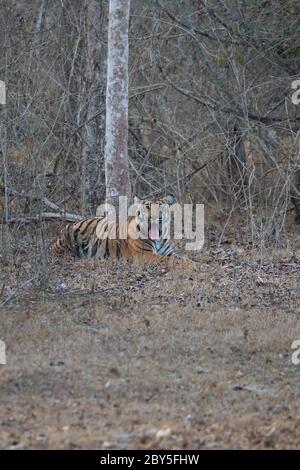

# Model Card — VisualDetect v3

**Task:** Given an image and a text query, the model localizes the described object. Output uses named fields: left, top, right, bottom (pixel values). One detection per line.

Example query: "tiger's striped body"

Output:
left=53, top=196, right=174, bottom=262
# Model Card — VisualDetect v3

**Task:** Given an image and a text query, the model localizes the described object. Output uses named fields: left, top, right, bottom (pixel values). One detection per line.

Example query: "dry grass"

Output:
left=1, top=223, right=300, bottom=449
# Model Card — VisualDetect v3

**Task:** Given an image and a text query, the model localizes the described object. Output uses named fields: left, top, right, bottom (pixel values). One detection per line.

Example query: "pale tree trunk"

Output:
left=81, top=0, right=108, bottom=214
left=31, top=0, right=48, bottom=61
left=105, top=0, right=131, bottom=211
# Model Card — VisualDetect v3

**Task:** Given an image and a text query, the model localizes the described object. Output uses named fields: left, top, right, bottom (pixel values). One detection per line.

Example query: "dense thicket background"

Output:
left=1, top=1, right=300, bottom=451
left=1, top=0, right=300, bottom=263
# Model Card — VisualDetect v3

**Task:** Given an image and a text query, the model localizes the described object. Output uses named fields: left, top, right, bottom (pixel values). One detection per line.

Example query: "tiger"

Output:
left=52, top=195, right=175, bottom=263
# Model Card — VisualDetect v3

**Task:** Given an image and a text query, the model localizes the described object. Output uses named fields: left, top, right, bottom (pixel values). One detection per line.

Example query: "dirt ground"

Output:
left=1, top=224, right=300, bottom=449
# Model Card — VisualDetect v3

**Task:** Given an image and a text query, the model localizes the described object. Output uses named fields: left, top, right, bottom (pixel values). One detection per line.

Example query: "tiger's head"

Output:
left=132, top=194, right=174, bottom=241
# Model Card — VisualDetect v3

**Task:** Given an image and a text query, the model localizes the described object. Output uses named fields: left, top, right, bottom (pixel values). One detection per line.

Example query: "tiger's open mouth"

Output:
left=148, top=221, right=161, bottom=240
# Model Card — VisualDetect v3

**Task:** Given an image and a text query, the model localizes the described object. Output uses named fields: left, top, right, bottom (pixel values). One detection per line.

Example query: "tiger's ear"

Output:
left=134, top=196, right=141, bottom=204
left=163, top=194, right=175, bottom=205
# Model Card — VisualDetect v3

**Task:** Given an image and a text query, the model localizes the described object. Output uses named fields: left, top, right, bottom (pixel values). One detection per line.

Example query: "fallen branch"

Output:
left=41, top=196, right=62, bottom=212
left=0, top=275, right=39, bottom=307
left=2, top=211, right=82, bottom=225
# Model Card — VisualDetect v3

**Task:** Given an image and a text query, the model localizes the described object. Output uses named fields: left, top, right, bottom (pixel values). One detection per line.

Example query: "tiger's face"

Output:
left=133, top=195, right=174, bottom=240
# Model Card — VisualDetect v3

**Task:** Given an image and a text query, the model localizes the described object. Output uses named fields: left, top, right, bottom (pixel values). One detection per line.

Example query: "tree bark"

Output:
left=105, top=0, right=131, bottom=211
left=81, top=0, right=108, bottom=214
